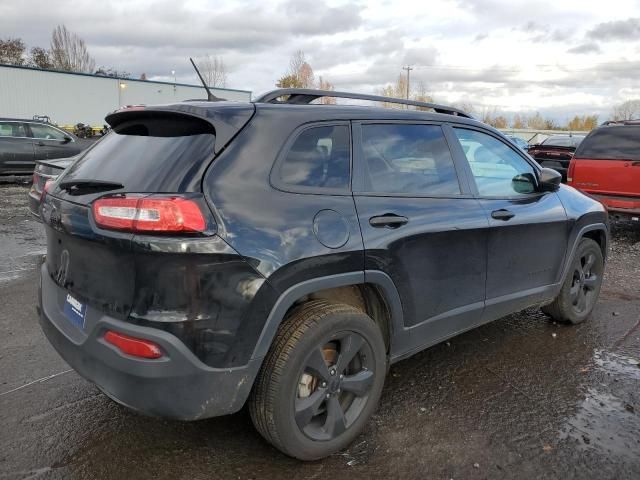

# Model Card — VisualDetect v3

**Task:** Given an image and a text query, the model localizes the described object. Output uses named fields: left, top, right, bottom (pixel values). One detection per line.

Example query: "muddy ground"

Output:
left=0, top=183, right=638, bottom=479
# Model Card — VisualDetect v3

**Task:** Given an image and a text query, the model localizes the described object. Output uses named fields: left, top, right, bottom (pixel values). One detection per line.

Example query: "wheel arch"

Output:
left=561, top=222, right=608, bottom=284
left=250, top=271, right=404, bottom=361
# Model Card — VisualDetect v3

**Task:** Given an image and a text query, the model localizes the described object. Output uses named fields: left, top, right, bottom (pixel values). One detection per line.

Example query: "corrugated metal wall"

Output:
left=0, top=65, right=251, bottom=126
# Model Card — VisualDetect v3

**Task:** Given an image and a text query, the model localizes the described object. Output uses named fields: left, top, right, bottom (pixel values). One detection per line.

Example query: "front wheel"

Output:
left=249, top=300, right=387, bottom=460
left=542, top=238, right=604, bottom=324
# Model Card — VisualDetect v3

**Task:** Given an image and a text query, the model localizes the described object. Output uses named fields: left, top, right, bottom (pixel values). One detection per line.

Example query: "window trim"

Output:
left=446, top=123, right=545, bottom=200
left=352, top=120, right=473, bottom=198
left=269, top=121, right=352, bottom=196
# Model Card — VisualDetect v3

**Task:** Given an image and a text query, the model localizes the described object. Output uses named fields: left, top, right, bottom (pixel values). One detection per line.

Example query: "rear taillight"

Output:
left=104, top=330, right=163, bottom=359
left=567, top=159, right=576, bottom=184
left=92, top=195, right=206, bottom=233
left=41, top=179, right=54, bottom=201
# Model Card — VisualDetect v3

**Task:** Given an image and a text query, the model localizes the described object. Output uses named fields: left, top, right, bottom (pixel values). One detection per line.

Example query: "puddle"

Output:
left=559, top=350, right=640, bottom=459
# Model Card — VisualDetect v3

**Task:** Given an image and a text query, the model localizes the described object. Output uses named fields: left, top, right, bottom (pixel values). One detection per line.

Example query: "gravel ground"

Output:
left=0, top=184, right=638, bottom=479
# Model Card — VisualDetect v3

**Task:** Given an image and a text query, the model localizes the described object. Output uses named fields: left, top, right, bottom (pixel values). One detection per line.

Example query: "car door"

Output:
left=28, top=123, right=77, bottom=160
left=352, top=121, right=489, bottom=357
left=0, top=121, right=35, bottom=173
left=449, top=126, right=569, bottom=320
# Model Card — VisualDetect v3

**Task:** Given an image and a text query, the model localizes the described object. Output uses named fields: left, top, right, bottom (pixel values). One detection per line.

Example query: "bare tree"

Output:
left=0, top=38, right=26, bottom=65
left=197, top=55, right=228, bottom=88
left=317, top=76, right=336, bottom=104
left=50, top=25, right=95, bottom=73
left=612, top=99, right=640, bottom=121
left=277, top=50, right=315, bottom=89
left=28, top=47, right=53, bottom=69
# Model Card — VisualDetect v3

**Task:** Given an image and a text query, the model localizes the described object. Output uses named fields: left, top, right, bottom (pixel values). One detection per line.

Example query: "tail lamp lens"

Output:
left=41, top=178, right=54, bottom=200
left=104, top=330, right=163, bottom=359
left=92, top=195, right=206, bottom=233
left=567, top=159, right=576, bottom=184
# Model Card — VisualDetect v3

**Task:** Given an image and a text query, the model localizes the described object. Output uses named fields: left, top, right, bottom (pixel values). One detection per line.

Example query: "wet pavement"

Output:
left=0, top=183, right=638, bottom=479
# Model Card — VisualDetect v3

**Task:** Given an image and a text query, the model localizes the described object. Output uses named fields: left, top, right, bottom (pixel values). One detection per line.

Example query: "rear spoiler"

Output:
left=528, top=144, right=576, bottom=151
left=105, top=103, right=255, bottom=154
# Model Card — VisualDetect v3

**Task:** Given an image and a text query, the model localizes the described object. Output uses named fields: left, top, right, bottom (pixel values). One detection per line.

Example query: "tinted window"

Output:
left=61, top=115, right=215, bottom=192
left=361, top=124, right=460, bottom=195
left=575, top=126, right=640, bottom=160
left=454, top=128, right=537, bottom=197
left=30, top=124, right=67, bottom=140
left=278, top=125, right=350, bottom=189
left=0, top=122, right=26, bottom=138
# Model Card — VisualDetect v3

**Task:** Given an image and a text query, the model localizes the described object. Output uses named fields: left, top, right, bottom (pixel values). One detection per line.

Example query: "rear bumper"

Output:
left=591, top=194, right=640, bottom=218
left=38, top=264, right=261, bottom=420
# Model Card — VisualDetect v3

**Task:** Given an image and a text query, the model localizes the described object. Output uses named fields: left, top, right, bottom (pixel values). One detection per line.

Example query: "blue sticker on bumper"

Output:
left=64, top=293, right=86, bottom=329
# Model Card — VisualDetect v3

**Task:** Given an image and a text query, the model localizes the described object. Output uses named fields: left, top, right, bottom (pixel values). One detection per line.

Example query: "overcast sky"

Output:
left=2, top=0, right=640, bottom=120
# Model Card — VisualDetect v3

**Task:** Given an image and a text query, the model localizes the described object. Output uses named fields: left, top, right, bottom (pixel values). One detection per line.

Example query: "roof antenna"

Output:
left=190, top=57, right=223, bottom=102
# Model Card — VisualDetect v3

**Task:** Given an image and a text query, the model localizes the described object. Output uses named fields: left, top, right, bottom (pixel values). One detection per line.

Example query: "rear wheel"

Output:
left=249, top=300, right=386, bottom=460
left=542, top=238, right=604, bottom=324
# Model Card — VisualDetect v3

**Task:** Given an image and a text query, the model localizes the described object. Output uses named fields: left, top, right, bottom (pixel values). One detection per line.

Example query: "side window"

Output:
left=0, top=122, right=26, bottom=138
left=361, top=124, right=460, bottom=195
left=29, top=124, right=68, bottom=141
left=454, top=128, right=537, bottom=197
left=278, top=125, right=350, bottom=190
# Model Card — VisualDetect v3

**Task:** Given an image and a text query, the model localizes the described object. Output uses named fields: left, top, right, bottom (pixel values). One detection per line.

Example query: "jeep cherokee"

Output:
left=37, top=89, right=608, bottom=460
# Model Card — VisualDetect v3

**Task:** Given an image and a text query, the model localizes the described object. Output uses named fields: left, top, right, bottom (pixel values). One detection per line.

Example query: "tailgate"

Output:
left=573, top=159, right=640, bottom=197
left=41, top=194, right=136, bottom=319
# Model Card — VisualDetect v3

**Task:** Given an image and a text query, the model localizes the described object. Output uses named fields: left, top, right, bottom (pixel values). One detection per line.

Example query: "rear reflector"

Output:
left=93, top=195, right=206, bottom=233
left=104, top=330, right=163, bottom=359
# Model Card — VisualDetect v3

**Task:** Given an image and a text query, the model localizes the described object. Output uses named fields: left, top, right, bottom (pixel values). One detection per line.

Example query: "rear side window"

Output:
left=575, top=126, right=640, bottom=160
left=61, top=113, right=215, bottom=192
left=0, top=122, right=26, bottom=138
left=361, top=124, right=460, bottom=195
left=277, top=125, right=350, bottom=190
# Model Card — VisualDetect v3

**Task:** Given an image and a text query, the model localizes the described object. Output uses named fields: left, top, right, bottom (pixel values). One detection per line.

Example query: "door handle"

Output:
left=36, top=141, right=45, bottom=146
left=369, top=214, right=409, bottom=228
left=632, top=161, right=640, bottom=167
left=491, top=209, right=515, bottom=221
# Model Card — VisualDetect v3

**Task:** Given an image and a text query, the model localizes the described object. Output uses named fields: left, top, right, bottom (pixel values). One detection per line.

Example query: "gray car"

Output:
left=0, top=118, right=84, bottom=175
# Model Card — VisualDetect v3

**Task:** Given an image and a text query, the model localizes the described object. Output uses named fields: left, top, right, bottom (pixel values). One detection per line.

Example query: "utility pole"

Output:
left=402, top=65, right=413, bottom=100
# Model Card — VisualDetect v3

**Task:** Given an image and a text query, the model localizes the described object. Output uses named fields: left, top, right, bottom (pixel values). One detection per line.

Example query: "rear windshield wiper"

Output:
left=59, top=179, right=124, bottom=195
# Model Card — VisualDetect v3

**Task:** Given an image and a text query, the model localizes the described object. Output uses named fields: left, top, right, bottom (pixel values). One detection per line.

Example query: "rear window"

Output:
left=575, top=126, right=640, bottom=161
left=542, top=135, right=583, bottom=148
left=61, top=114, right=216, bottom=192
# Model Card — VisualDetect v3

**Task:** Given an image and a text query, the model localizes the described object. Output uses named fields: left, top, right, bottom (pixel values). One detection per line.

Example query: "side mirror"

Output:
left=539, top=167, right=562, bottom=192
left=512, top=172, right=537, bottom=194
left=62, top=135, right=72, bottom=144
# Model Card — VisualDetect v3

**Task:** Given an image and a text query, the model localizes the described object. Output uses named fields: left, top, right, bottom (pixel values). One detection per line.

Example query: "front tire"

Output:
left=542, top=238, right=604, bottom=324
left=249, top=300, right=387, bottom=460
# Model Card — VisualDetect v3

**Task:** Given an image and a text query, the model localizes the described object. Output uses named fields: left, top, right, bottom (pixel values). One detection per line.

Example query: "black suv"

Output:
left=37, top=89, right=608, bottom=460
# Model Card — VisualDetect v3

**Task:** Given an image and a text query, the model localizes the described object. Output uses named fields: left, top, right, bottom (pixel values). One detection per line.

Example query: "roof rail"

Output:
left=253, top=88, right=473, bottom=118
left=602, top=119, right=640, bottom=126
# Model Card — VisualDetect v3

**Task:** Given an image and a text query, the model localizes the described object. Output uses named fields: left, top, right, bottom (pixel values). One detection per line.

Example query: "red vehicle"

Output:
left=528, top=134, right=585, bottom=182
left=568, top=121, right=640, bottom=222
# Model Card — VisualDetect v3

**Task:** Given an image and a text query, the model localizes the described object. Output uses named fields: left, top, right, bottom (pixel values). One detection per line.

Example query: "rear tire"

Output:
left=542, top=238, right=604, bottom=324
left=249, top=300, right=386, bottom=460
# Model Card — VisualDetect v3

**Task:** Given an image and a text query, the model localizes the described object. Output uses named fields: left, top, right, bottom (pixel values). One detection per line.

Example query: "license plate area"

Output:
left=64, top=293, right=86, bottom=329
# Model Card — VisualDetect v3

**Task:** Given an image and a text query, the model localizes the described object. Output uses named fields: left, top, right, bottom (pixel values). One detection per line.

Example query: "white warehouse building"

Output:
left=0, top=64, right=252, bottom=127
